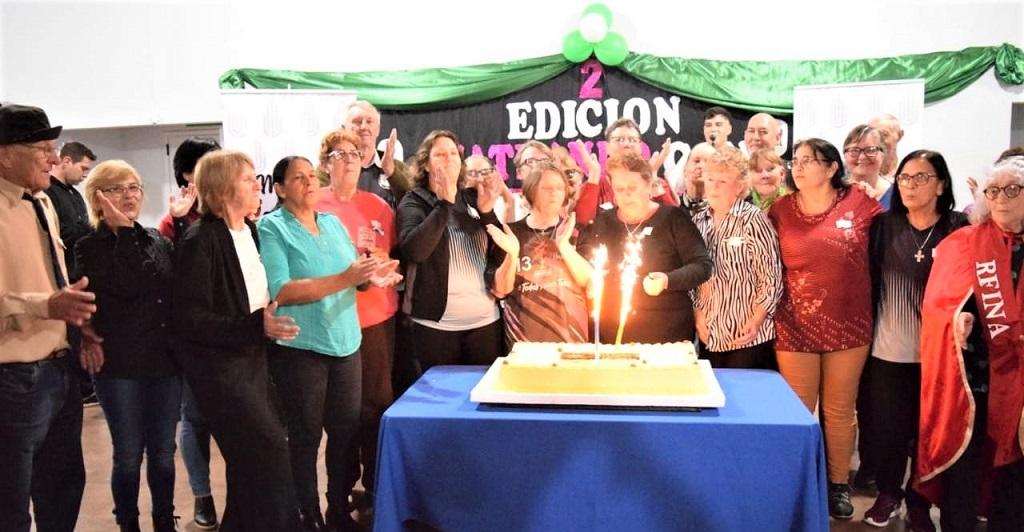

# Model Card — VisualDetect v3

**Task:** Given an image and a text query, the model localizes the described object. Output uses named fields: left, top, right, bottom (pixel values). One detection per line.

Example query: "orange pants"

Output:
left=776, top=346, right=870, bottom=484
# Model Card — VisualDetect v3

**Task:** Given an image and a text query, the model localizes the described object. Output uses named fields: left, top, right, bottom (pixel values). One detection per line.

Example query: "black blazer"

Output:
left=173, top=215, right=265, bottom=366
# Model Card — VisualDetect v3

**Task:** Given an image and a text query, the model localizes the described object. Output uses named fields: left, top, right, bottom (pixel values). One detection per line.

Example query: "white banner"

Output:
left=220, top=89, right=357, bottom=213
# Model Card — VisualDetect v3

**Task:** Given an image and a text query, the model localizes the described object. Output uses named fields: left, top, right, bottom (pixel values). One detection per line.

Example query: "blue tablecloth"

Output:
left=374, top=367, right=828, bottom=532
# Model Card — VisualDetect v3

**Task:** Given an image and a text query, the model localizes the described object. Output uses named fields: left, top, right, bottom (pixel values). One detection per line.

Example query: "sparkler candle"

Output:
left=590, top=245, right=608, bottom=356
left=615, top=235, right=644, bottom=345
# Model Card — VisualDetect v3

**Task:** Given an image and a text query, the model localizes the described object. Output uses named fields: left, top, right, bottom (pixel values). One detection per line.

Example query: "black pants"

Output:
left=862, top=358, right=919, bottom=495
left=940, top=395, right=1024, bottom=531
left=184, top=349, right=300, bottom=532
left=0, top=356, right=84, bottom=532
left=702, top=341, right=776, bottom=370
left=413, top=319, right=504, bottom=371
left=270, top=345, right=361, bottom=512
left=856, top=356, right=876, bottom=478
left=345, top=318, right=395, bottom=497
left=391, top=309, right=421, bottom=397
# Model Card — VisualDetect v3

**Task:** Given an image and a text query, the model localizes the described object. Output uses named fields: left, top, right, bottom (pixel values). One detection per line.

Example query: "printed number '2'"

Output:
left=579, top=59, right=604, bottom=99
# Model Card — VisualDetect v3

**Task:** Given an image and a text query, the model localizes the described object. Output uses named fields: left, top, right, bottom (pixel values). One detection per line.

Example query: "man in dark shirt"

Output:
left=343, top=100, right=411, bottom=210
left=44, top=141, right=96, bottom=274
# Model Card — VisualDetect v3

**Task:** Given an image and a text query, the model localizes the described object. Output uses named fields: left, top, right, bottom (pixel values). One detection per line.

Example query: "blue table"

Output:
left=374, top=367, right=828, bottom=532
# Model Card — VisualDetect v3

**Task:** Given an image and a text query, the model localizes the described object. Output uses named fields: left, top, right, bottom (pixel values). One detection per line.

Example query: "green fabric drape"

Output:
left=219, top=43, right=1024, bottom=113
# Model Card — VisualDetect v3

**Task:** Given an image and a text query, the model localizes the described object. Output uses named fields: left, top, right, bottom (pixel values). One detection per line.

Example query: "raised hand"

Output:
left=169, top=183, right=198, bottom=218
left=555, top=212, right=577, bottom=250
left=476, top=173, right=501, bottom=214
left=97, top=191, right=132, bottom=228
left=381, top=128, right=398, bottom=176
left=485, top=223, right=520, bottom=257
left=649, top=138, right=672, bottom=174
left=573, top=139, right=602, bottom=184
left=429, top=163, right=457, bottom=203
left=263, top=301, right=300, bottom=341
left=342, top=255, right=379, bottom=288
left=369, top=258, right=402, bottom=288
left=48, top=277, right=97, bottom=326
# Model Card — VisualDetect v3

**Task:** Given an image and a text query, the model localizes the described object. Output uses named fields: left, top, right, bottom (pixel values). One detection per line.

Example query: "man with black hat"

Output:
left=0, top=103, right=96, bottom=532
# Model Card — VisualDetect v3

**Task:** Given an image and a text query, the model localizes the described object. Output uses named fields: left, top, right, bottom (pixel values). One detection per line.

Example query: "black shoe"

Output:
left=194, top=495, right=218, bottom=530
left=829, top=482, right=854, bottom=520
left=300, top=507, right=327, bottom=532
left=118, top=517, right=141, bottom=532
left=153, top=514, right=180, bottom=532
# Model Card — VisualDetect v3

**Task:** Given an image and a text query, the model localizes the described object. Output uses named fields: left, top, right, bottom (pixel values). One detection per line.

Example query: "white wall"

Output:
left=2, top=0, right=1023, bottom=208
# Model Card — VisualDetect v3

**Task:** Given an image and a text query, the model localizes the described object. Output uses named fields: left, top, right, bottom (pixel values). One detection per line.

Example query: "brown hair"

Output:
left=84, top=160, right=142, bottom=227
left=843, top=124, right=888, bottom=152
left=604, top=117, right=641, bottom=141
left=194, top=150, right=254, bottom=217
left=521, top=163, right=571, bottom=208
left=606, top=152, right=652, bottom=182
left=748, top=148, right=783, bottom=171
left=318, top=128, right=362, bottom=173
left=412, top=130, right=464, bottom=186
left=512, top=140, right=553, bottom=168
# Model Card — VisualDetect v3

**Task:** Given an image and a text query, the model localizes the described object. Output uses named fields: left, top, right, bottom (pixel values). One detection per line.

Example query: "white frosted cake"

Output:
left=491, top=341, right=708, bottom=396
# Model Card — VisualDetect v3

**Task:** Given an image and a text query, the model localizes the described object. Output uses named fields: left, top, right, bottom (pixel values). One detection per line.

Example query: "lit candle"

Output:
left=615, top=236, right=644, bottom=345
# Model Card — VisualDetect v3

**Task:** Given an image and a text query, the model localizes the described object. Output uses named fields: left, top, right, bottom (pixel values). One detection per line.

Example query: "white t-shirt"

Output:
left=229, top=226, right=270, bottom=313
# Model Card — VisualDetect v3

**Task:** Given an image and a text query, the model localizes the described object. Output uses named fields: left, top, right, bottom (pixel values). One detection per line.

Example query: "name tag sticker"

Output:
left=726, top=236, right=743, bottom=247
left=933, top=248, right=938, bottom=258
left=835, top=219, right=853, bottom=229
left=600, top=202, right=614, bottom=210
left=642, top=226, right=653, bottom=236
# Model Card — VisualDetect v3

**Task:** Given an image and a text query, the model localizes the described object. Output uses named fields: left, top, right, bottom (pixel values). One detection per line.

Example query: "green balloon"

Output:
left=562, top=31, right=593, bottom=63
left=582, top=3, right=613, bottom=26
left=595, top=32, right=628, bottom=66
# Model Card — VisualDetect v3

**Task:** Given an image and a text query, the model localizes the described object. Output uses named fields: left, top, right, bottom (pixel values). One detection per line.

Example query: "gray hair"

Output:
left=969, top=156, right=1024, bottom=224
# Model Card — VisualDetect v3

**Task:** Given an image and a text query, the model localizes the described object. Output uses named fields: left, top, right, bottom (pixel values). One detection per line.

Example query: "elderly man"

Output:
left=0, top=104, right=97, bottom=532
left=743, top=113, right=782, bottom=154
left=343, top=100, right=411, bottom=210
left=868, top=113, right=904, bottom=177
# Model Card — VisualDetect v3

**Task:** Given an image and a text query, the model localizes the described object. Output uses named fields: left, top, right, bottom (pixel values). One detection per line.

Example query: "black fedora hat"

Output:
left=0, top=103, right=63, bottom=145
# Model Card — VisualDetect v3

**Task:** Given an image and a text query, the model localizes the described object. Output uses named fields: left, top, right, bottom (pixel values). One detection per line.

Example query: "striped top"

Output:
left=693, top=200, right=784, bottom=351
left=500, top=219, right=589, bottom=345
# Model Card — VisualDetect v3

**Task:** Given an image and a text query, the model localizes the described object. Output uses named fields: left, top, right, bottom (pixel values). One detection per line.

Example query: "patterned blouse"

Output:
left=693, top=200, right=784, bottom=352
left=768, top=186, right=882, bottom=352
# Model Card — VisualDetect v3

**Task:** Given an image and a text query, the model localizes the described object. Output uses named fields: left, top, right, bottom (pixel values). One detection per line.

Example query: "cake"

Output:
left=491, top=341, right=708, bottom=396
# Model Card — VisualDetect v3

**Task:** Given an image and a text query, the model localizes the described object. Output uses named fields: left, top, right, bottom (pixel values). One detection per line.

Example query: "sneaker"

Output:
left=905, top=502, right=937, bottom=532
left=194, top=495, right=218, bottom=530
left=863, top=492, right=902, bottom=527
left=828, top=482, right=854, bottom=520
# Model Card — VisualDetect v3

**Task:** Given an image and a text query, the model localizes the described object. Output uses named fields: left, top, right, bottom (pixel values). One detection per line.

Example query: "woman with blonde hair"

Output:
left=747, top=148, right=788, bottom=211
left=74, top=160, right=180, bottom=532
left=173, top=149, right=303, bottom=532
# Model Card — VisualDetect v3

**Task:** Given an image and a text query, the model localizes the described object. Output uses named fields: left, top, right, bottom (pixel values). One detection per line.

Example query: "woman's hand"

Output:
left=263, top=301, right=300, bottom=341
left=642, top=272, right=668, bottom=296
left=734, top=306, right=768, bottom=346
left=369, top=258, right=403, bottom=288
left=555, top=213, right=577, bottom=252
left=573, top=139, right=602, bottom=184
left=341, top=256, right=379, bottom=288
left=97, top=191, right=133, bottom=228
left=476, top=173, right=502, bottom=214
left=485, top=223, right=520, bottom=257
left=429, top=163, right=457, bottom=203
left=169, top=183, right=198, bottom=218
left=955, top=312, right=975, bottom=349
left=649, top=137, right=673, bottom=174
left=78, top=321, right=104, bottom=375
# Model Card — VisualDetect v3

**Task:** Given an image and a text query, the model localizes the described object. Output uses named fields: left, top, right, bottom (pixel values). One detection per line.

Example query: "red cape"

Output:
left=916, top=221, right=1024, bottom=506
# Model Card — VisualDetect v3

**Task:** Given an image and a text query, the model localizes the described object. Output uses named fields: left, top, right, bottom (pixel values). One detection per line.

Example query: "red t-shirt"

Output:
left=316, top=188, right=399, bottom=328
left=768, top=187, right=882, bottom=352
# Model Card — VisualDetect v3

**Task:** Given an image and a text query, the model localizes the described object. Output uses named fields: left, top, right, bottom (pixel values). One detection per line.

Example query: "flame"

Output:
left=615, top=236, right=644, bottom=345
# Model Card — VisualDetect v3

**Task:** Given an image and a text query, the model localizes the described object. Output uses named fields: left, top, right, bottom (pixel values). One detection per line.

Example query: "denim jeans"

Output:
left=0, top=356, right=85, bottom=532
left=269, top=345, right=361, bottom=512
left=94, top=374, right=182, bottom=523
left=179, top=381, right=212, bottom=497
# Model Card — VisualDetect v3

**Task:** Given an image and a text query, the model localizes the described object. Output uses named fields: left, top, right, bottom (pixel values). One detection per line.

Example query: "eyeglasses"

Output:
left=518, top=157, right=551, bottom=168
left=983, top=184, right=1024, bottom=200
left=844, top=146, right=882, bottom=158
left=896, top=172, right=937, bottom=187
left=328, top=149, right=362, bottom=162
left=609, top=136, right=640, bottom=145
left=466, top=168, right=495, bottom=179
left=786, top=158, right=826, bottom=170
left=101, top=183, right=144, bottom=196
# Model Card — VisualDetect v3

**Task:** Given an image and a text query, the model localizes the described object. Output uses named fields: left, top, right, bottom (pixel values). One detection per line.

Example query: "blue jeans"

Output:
left=0, top=356, right=85, bottom=532
left=179, top=381, right=212, bottom=497
left=94, top=374, right=182, bottom=523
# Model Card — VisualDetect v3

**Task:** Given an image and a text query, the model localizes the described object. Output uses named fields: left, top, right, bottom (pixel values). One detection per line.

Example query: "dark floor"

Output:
left=68, top=405, right=947, bottom=531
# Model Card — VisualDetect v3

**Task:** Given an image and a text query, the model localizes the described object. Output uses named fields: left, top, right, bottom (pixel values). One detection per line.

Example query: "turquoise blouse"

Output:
left=258, top=208, right=361, bottom=357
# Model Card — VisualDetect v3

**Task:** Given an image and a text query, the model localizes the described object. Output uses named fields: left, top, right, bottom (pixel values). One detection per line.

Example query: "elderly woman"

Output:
left=844, top=124, right=893, bottom=209
left=261, top=154, right=389, bottom=531
left=859, top=150, right=967, bottom=530
left=485, top=163, right=591, bottom=344
left=917, top=156, right=1024, bottom=532
left=693, top=148, right=783, bottom=369
left=747, top=148, right=789, bottom=211
left=74, top=161, right=180, bottom=532
left=313, top=129, right=403, bottom=522
left=173, top=150, right=302, bottom=532
left=768, top=138, right=882, bottom=520
left=577, top=152, right=712, bottom=343
left=397, top=130, right=505, bottom=369
left=678, top=142, right=716, bottom=217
